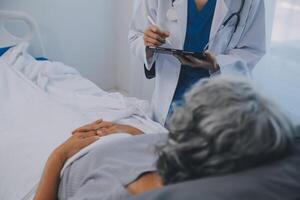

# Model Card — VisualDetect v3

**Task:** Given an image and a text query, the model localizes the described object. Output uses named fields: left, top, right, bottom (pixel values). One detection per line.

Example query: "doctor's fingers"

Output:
left=186, top=56, right=212, bottom=69
left=144, top=37, right=164, bottom=46
left=204, top=51, right=218, bottom=69
left=149, top=26, right=170, bottom=38
left=144, top=30, right=166, bottom=43
left=174, top=54, right=192, bottom=65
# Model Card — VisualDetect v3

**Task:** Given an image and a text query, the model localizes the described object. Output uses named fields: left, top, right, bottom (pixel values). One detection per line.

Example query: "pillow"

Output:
left=130, top=139, right=300, bottom=200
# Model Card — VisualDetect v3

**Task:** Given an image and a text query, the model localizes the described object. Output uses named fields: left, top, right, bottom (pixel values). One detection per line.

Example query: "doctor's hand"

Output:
left=144, top=25, right=170, bottom=46
left=73, top=119, right=144, bottom=137
left=144, top=25, right=170, bottom=58
left=174, top=51, right=220, bottom=73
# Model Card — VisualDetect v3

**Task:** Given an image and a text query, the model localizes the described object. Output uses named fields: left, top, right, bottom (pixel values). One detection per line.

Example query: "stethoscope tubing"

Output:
left=171, top=0, right=176, bottom=7
left=171, top=0, right=245, bottom=30
left=222, top=0, right=246, bottom=33
left=169, top=0, right=246, bottom=50
left=206, top=0, right=246, bottom=50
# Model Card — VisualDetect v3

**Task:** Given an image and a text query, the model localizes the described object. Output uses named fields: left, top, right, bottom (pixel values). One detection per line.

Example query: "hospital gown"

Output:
left=58, top=134, right=167, bottom=200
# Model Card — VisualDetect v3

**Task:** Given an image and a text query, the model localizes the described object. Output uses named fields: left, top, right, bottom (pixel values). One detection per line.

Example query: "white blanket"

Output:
left=0, top=44, right=167, bottom=200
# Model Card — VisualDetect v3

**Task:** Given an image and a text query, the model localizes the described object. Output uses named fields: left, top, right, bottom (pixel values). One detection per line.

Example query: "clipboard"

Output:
left=147, top=46, right=207, bottom=60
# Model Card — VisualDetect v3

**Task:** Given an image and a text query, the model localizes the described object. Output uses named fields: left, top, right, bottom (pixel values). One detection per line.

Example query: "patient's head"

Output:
left=157, top=76, right=295, bottom=185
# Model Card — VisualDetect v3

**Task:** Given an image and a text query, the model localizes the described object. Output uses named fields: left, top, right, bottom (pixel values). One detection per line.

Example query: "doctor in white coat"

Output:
left=129, top=0, right=266, bottom=125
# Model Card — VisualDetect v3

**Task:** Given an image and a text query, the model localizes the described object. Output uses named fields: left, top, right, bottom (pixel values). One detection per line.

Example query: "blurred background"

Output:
left=253, top=0, right=300, bottom=123
left=0, top=0, right=299, bottom=123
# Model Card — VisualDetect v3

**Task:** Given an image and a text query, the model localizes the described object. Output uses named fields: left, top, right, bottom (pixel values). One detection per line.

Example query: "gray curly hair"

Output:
left=157, top=76, right=295, bottom=185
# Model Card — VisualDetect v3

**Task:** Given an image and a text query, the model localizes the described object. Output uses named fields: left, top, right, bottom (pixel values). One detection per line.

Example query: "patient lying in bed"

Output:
left=34, top=77, right=296, bottom=200
left=0, top=44, right=167, bottom=200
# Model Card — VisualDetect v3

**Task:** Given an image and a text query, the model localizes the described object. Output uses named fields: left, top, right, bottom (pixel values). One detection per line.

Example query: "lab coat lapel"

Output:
left=210, top=0, right=230, bottom=40
left=174, top=0, right=188, bottom=49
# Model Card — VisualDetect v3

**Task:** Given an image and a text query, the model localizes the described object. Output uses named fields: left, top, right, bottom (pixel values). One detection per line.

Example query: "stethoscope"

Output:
left=221, top=0, right=246, bottom=33
left=166, top=0, right=177, bottom=21
left=167, top=0, right=246, bottom=33
left=167, top=0, right=246, bottom=49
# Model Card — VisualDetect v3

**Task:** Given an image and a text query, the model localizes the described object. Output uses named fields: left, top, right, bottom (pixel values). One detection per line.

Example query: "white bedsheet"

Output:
left=0, top=44, right=167, bottom=200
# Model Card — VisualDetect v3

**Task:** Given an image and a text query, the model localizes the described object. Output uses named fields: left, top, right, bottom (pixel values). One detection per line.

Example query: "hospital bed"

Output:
left=2, top=10, right=299, bottom=200
left=0, top=11, right=166, bottom=200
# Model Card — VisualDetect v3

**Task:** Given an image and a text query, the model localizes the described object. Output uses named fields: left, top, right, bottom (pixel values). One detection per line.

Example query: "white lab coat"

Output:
left=129, top=0, right=266, bottom=125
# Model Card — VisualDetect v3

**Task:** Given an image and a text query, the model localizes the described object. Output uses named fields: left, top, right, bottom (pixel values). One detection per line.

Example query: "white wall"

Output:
left=114, top=1, right=134, bottom=94
left=0, top=0, right=118, bottom=90
left=113, top=0, right=155, bottom=99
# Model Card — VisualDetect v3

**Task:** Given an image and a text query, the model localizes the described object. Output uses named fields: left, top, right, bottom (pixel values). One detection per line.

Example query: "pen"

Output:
left=147, top=15, right=173, bottom=46
left=147, top=15, right=156, bottom=27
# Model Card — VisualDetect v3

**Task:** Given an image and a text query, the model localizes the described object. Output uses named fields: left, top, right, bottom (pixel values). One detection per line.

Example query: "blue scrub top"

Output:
left=169, top=0, right=217, bottom=114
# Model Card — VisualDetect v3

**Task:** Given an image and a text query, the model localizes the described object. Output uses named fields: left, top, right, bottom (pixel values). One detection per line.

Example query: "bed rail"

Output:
left=0, top=10, right=46, bottom=55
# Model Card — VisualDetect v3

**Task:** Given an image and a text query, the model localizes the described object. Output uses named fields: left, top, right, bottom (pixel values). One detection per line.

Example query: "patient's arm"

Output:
left=73, top=119, right=143, bottom=137
left=34, top=132, right=99, bottom=200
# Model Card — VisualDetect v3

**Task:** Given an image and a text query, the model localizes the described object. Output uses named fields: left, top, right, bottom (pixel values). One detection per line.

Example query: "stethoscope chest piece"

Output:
left=167, top=7, right=177, bottom=21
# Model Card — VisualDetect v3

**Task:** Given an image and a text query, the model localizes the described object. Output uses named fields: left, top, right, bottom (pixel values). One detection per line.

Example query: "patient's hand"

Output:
left=56, top=131, right=100, bottom=161
left=73, top=119, right=144, bottom=137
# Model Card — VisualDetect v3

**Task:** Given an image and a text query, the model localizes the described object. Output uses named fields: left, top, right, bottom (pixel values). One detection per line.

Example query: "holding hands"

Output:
left=73, top=119, right=143, bottom=137
left=55, top=120, right=143, bottom=162
left=55, top=131, right=100, bottom=162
